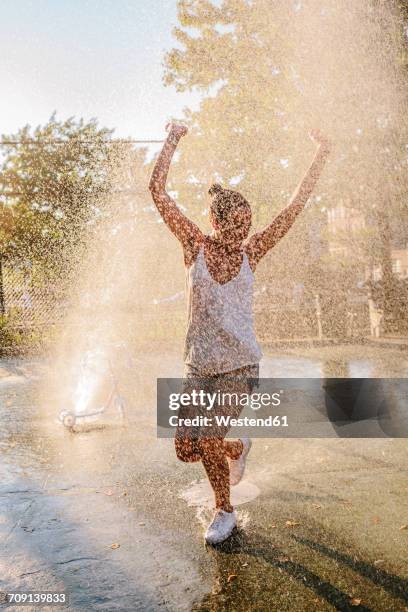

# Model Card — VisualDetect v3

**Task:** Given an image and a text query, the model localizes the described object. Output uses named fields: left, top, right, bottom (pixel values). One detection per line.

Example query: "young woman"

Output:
left=149, top=124, right=330, bottom=544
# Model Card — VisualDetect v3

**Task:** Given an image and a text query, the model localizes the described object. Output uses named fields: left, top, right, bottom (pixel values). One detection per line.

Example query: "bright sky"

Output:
left=0, top=0, right=201, bottom=142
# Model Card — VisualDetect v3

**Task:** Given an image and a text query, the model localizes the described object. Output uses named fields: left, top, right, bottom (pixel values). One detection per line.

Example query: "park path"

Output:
left=0, top=349, right=407, bottom=611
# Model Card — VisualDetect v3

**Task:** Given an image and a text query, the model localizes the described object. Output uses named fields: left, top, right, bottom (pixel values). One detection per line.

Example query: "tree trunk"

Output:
left=0, top=255, right=5, bottom=315
left=377, top=208, right=394, bottom=331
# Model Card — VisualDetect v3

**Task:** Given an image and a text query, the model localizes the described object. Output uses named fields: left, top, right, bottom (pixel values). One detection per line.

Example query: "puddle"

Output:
left=180, top=478, right=260, bottom=509
left=181, top=479, right=258, bottom=531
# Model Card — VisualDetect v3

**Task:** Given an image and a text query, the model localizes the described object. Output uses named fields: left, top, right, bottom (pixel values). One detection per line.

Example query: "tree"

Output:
left=0, top=114, right=122, bottom=281
left=163, top=0, right=408, bottom=331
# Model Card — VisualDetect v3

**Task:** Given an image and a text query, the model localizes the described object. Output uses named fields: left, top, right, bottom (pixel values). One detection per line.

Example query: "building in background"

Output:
left=391, top=247, right=408, bottom=279
left=326, top=201, right=366, bottom=258
left=327, top=201, right=408, bottom=280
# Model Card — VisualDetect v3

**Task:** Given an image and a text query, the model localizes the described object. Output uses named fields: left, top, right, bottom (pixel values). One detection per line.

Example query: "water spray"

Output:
left=58, top=346, right=127, bottom=431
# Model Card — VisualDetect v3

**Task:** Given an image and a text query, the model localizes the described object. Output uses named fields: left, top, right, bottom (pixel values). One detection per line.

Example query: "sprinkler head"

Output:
left=59, top=410, right=76, bottom=428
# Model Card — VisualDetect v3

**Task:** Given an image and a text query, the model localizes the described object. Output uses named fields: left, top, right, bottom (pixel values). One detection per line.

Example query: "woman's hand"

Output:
left=166, top=123, right=188, bottom=139
left=246, top=127, right=332, bottom=268
left=149, top=121, right=202, bottom=254
left=309, top=129, right=331, bottom=152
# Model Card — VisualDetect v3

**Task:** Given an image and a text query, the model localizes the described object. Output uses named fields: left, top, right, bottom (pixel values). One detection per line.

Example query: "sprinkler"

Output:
left=58, top=349, right=127, bottom=430
left=58, top=405, right=106, bottom=429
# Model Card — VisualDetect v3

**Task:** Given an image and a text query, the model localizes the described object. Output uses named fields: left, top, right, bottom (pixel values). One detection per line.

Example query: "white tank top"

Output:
left=184, top=244, right=262, bottom=374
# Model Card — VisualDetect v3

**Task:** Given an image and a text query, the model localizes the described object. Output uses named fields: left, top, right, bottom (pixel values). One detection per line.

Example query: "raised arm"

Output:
left=148, top=124, right=203, bottom=251
left=246, top=130, right=331, bottom=268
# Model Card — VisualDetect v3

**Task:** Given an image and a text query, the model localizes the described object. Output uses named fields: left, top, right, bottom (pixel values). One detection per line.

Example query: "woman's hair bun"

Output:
left=208, top=183, right=224, bottom=196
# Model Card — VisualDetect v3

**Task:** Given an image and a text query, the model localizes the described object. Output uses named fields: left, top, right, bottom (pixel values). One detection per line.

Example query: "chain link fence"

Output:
left=1, top=261, right=65, bottom=325
left=0, top=258, right=68, bottom=354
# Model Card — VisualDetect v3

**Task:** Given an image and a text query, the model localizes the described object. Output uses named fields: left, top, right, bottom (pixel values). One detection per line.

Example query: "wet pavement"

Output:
left=0, top=345, right=407, bottom=611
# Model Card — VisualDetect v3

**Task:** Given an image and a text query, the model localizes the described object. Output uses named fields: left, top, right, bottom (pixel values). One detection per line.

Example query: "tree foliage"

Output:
left=163, top=0, right=408, bottom=296
left=0, top=114, right=120, bottom=277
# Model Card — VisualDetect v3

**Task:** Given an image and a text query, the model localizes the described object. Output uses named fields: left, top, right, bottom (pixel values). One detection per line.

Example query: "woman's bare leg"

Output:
left=198, top=438, right=233, bottom=512
left=175, top=436, right=201, bottom=463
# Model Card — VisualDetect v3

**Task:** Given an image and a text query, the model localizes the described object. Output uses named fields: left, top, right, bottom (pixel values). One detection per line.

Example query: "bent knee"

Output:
left=174, top=437, right=200, bottom=463
left=196, top=437, right=225, bottom=458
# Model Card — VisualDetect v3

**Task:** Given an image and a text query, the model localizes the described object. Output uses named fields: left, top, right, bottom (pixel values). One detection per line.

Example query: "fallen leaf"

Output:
left=399, top=524, right=407, bottom=531
left=374, top=559, right=385, bottom=567
left=110, top=543, right=120, bottom=549
left=350, top=598, right=361, bottom=606
left=285, top=520, right=300, bottom=528
left=241, top=562, right=248, bottom=568
left=227, top=574, right=237, bottom=583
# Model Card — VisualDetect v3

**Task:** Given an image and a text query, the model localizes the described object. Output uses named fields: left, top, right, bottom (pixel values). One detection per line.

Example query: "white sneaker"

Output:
left=205, top=509, right=237, bottom=545
left=229, top=438, right=252, bottom=486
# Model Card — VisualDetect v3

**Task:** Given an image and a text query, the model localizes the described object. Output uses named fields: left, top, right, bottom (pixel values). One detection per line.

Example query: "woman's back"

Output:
left=184, top=242, right=262, bottom=375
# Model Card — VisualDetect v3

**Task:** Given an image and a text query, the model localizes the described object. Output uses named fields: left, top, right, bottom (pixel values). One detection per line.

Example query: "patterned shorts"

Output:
left=177, top=363, right=260, bottom=440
